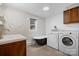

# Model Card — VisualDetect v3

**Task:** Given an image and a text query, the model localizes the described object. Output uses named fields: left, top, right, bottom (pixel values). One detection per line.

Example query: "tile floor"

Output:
left=27, top=45, right=66, bottom=56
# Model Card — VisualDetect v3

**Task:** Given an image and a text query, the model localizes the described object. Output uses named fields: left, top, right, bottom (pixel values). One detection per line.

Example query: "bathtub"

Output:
left=33, top=35, right=47, bottom=45
left=33, top=35, right=47, bottom=39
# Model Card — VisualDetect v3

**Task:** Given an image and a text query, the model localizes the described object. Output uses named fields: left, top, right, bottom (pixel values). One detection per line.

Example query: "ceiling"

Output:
left=3, top=3, right=74, bottom=18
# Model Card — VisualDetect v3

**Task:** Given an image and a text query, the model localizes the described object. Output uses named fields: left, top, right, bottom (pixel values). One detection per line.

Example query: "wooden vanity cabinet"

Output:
left=64, top=6, right=79, bottom=24
left=0, top=40, right=26, bottom=56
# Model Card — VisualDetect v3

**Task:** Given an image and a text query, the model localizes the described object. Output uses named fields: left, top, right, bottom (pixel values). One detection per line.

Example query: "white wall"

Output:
left=0, top=7, right=45, bottom=43
left=46, top=13, right=79, bottom=34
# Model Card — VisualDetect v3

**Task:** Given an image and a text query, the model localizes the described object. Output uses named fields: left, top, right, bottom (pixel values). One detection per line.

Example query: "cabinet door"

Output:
left=0, top=40, right=26, bottom=56
left=64, top=7, right=79, bottom=24
left=5, top=40, right=26, bottom=56
left=70, top=7, right=79, bottom=23
left=64, top=10, right=71, bottom=24
left=0, top=45, right=6, bottom=56
left=47, top=33, right=58, bottom=49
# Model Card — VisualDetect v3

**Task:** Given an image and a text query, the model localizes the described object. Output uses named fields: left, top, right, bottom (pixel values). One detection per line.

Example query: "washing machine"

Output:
left=59, top=31, right=79, bottom=56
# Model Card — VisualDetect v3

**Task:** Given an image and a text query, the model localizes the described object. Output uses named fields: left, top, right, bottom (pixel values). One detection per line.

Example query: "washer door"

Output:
left=59, top=35, right=76, bottom=48
left=62, top=37, right=73, bottom=46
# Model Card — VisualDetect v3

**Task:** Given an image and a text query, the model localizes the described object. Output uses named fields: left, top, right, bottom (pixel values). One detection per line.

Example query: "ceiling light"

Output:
left=43, top=7, right=50, bottom=11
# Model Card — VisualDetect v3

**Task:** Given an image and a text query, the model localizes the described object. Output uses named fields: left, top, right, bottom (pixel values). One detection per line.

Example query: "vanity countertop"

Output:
left=0, top=34, right=26, bottom=45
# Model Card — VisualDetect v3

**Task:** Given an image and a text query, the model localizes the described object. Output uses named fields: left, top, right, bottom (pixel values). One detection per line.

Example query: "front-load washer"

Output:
left=59, top=31, right=79, bottom=56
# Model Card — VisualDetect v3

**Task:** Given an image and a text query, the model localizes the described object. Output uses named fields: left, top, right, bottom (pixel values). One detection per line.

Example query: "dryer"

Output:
left=47, top=32, right=59, bottom=50
left=59, top=31, right=79, bottom=56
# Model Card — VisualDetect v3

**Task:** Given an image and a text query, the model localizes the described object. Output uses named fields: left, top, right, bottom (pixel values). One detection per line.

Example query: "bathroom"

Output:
left=0, top=3, right=79, bottom=56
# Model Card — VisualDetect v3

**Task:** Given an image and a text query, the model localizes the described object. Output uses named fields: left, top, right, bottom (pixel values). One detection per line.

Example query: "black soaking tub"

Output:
left=33, top=35, right=47, bottom=46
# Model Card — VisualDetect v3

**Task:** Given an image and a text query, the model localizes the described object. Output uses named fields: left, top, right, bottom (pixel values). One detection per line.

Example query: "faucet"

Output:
left=2, top=28, right=10, bottom=35
left=54, top=26, right=57, bottom=30
left=51, top=26, right=58, bottom=31
left=3, top=29, right=10, bottom=32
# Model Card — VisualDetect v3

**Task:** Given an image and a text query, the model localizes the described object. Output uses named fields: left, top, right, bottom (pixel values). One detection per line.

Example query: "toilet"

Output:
left=33, top=35, right=47, bottom=45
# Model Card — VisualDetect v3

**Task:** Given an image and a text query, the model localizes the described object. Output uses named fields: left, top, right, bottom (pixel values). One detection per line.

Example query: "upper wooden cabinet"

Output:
left=64, top=6, right=79, bottom=24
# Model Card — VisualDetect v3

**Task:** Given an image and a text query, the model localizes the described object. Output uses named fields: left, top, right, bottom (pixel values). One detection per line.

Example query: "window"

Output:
left=30, top=18, right=37, bottom=31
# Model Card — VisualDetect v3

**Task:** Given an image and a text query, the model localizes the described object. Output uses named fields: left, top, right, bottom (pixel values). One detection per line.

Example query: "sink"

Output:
left=0, top=34, right=26, bottom=45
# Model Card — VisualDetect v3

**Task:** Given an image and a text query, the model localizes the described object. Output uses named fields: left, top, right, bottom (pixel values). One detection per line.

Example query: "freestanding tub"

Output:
left=33, top=35, right=47, bottom=45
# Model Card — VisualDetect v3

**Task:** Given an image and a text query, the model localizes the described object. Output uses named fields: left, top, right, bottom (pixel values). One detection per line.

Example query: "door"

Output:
left=62, top=37, right=73, bottom=46
left=47, top=33, right=58, bottom=49
left=0, top=40, right=26, bottom=56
